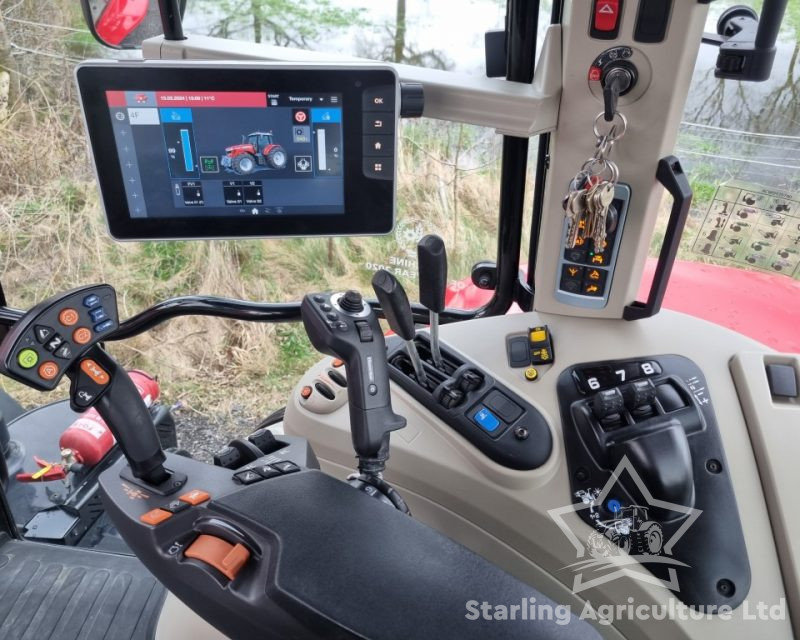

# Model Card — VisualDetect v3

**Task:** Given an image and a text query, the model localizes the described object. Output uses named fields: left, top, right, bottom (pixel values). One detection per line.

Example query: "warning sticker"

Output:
left=690, top=181, right=800, bottom=279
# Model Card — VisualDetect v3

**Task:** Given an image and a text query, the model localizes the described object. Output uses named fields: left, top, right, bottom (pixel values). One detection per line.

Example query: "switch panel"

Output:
left=555, top=183, right=631, bottom=309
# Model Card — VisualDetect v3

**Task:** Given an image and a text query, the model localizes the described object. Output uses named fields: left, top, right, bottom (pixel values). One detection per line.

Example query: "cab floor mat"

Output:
left=0, top=538, right=165, bottom=640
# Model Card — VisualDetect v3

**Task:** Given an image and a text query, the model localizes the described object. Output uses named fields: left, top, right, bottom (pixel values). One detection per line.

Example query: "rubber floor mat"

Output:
left=0, top=538, right=165, bottom=640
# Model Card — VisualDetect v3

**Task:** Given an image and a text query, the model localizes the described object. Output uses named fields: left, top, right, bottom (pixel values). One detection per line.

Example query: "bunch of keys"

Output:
left=563, top=112, right=626, bottom=250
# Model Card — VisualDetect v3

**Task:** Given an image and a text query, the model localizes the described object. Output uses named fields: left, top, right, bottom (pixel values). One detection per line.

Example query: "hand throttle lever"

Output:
left=301, top=289, right=406, bottom=466
left=417, top=234, right=447, bottom=369
left=371, top=270, right=429, bottom=388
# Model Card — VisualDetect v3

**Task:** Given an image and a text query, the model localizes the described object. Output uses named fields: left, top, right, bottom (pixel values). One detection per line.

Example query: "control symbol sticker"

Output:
left=294, top=156, right=312, bottom=173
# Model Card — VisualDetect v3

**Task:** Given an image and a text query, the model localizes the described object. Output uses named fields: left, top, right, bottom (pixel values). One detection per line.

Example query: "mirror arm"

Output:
left=157, top=0, right=185, bottom=41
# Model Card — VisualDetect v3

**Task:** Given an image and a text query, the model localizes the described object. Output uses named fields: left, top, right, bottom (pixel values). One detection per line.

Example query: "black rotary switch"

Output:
left=621, top=379, right=657, bottom=411
left=340, top=290, right=364, bottom=313
left=591, top=387, right=625, bottom=420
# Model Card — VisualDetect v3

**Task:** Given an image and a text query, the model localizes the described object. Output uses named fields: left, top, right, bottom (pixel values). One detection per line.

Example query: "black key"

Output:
left=271, top=460, right=300, bottom=474
left=233, top=469, right=263, bottom=485
left=54, top=343, right=73, bottom=360
left=162, top=500, right=191, bottom=514
left=34, top=325, right=55, bottom=343
left=45, top=334, right=64, bottom=352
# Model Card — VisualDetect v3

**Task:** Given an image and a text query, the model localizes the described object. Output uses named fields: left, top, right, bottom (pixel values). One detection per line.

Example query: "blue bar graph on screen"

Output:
left=180, top=129, right=193, bottom=172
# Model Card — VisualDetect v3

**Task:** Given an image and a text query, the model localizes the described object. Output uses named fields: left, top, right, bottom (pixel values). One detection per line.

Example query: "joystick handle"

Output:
left=417, top=235, right=447, bottom=314
left=301, top=292, right=406, bottom=460
left=69, top=346, right=168, bottom=484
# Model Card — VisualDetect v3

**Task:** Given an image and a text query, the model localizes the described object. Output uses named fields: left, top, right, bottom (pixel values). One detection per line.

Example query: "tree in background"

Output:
left=195, top=0, right=366, bottom=47
left=357, top=0, right=451, bottom=70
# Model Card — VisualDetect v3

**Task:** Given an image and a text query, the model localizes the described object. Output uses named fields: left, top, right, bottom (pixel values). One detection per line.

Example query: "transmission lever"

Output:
left=371, top=270, right=429, bottom=388
left=300, top=289, right=406, bottom=468
left=417, top=234, right=447, bottom=369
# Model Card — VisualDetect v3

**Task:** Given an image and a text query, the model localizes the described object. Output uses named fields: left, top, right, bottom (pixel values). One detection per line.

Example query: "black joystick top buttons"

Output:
left=339, top=290, right=364, bottom=313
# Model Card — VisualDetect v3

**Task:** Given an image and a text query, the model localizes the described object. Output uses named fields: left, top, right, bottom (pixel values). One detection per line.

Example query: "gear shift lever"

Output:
left=417, top=235, right=447, bottom=369
left=371, top=270, right=429, bottom=388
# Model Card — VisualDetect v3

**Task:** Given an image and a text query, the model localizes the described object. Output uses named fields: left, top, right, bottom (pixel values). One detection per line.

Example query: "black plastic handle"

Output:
left=417, top=235, right=448, bottom=313
left=371, top=270, right=416, bottom=340
left=73, top=346, right=168, bottom=483
left=624, top=156, right=692, bottom=321
left=300, top=293, right=405, bottom=460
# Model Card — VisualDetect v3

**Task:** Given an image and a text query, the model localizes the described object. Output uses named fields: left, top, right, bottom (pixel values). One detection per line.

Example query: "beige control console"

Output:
left=285, top=309, right=796, bottom=639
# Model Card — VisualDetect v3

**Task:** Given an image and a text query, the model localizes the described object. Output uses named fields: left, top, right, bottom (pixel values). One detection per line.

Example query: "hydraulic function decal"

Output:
left=690, top=181, right=800, bottom=279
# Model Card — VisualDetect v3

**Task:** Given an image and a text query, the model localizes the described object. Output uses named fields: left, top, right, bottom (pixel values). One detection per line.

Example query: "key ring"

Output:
left=593, top=111, right=627, bottom=141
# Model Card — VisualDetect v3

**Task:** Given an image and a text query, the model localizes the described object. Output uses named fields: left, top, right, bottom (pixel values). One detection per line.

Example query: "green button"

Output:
left=17, top=349, right=39, bottom=369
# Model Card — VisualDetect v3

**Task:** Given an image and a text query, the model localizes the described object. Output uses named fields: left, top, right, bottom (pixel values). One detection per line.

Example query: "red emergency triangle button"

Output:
left=594, top=0, right=620, bottom=32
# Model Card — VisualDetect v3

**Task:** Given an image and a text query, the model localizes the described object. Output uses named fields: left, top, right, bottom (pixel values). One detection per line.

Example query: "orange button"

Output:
left=80, top=359, right=110, bottom=385
left=179, top=489, right=210, bottom=506
left=73, top=327, right=92, bottom=345
left=332, top=358, right=344, bottom=368
left=140, top=508, right=172, bottom=526
left=300, top=385, right=313, bottom=399
left=38, top=361, right=59, bottom=381
left=58, top=308, right=79, bottom=326
left=184, top=534, right=250, bottom=580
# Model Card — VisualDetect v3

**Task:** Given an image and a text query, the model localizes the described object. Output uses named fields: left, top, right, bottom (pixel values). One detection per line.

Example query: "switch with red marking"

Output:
left=591, top=0, right=622, bottom=39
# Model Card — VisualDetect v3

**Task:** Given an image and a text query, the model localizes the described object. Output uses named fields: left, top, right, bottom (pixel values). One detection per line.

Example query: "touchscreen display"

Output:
left=106, top=90, right=344, bottom=218
left=77, top=63, right=397, bottom=240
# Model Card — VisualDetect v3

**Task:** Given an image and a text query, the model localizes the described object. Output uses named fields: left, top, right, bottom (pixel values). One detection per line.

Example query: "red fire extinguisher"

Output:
left=59, top=370, right=160, bottom=467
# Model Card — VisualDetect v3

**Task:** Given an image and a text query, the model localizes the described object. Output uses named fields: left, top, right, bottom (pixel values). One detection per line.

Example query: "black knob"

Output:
left=592, top=388, right=624, bottom=420
left=457, top=370, right=483, bottom=393
left=440, top=386, right=465, bottom=409
left=622, top=379, right=657, bottom=411
left=339, top=290, right=364, bottom=313
left=400, top=82, right=424, bottom=118
left=417, top=234, right=448, bottom=313
left=372, top=270, right=416, bottom=341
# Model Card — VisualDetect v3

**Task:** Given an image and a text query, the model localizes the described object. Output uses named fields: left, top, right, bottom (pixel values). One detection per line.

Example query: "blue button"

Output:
left=607, top=499, right=622, bottom=514
left=83, top=294, right=100, bottom=308
left=89, top=307, right=108, bottom=323
left=94, top=320, right=114, bottom=333
left=472, top=406, right=500, bottom=433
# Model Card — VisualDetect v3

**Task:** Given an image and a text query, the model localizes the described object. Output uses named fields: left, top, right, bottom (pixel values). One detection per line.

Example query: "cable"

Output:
left=675, top=148, right=800, bottom=170
left=4, top=17, right=90, bottom=33
left=680, top=121, right=800, bottom=141
left=9, top=42, right=82, bottom=64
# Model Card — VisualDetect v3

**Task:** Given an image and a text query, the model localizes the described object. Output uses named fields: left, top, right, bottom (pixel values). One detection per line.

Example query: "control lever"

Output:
left=417, top=234, right=448, bottom=369
left=371, top=270, right=429, bottom=388
left=300, top=289, right=406, bottom=466
left=69, top=346, right=171, bottom=486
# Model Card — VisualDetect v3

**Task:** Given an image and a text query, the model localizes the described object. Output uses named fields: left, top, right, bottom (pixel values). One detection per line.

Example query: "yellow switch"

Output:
left=524, top=367, right=539, bottom=381
left=530, top=329, right=547, bottom=343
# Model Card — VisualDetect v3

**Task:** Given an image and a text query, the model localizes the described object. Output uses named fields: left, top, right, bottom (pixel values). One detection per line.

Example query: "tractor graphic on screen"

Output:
left=221, top=131, right=287, bottom=174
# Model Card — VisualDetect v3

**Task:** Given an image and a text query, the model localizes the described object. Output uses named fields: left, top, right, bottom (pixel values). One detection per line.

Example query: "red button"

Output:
left=594, top=0, right=619, bottom=32
left=588, top=66, right=603, bottom=82
left=38, top=361, right=59, bottom=381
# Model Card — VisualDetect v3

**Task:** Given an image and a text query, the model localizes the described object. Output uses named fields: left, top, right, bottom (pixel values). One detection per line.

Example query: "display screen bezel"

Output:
left=76, top=61, right=397, bottom=240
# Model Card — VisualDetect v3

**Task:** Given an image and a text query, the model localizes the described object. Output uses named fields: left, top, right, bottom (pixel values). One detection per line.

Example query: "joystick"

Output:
left=0, top=285, right=180, bottom=490
left=300, top=289, right=406, bottom=466
left=417, top=235, right=448, bottom=369
left=371, top=270, right=429, bottom=387
left=301, top=288, right=409, bottom=512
